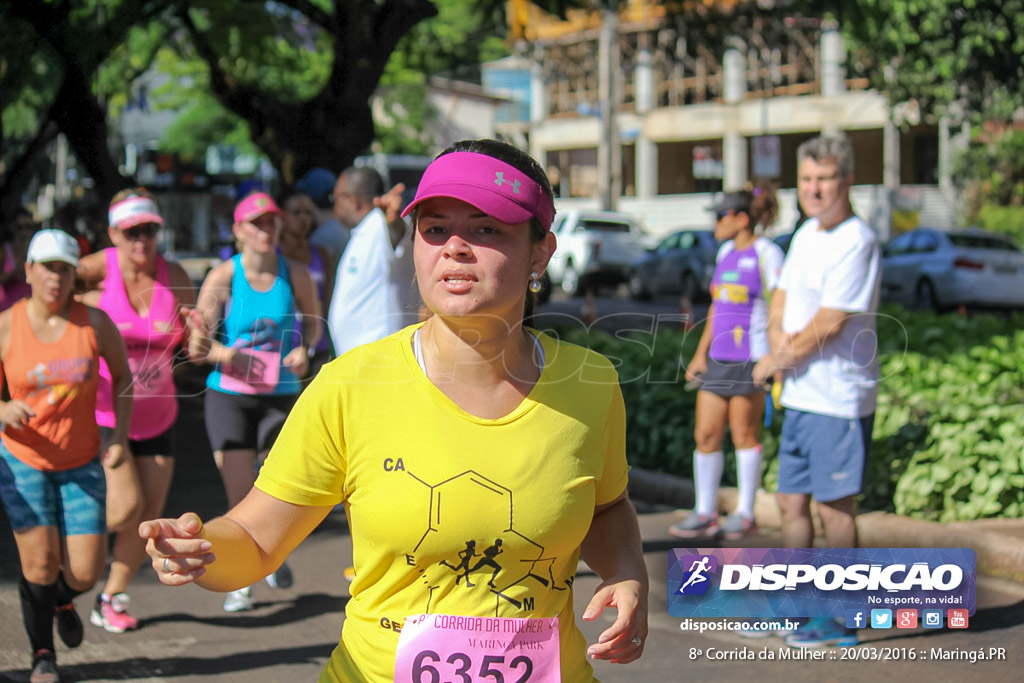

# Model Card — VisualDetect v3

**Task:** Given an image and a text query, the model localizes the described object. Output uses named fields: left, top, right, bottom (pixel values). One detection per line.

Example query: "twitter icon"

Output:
left=870, top=609, right=893, bottom=629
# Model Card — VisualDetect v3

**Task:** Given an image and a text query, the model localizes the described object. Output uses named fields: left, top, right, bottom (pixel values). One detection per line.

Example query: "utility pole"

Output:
left=598, top=6, right=619, bottom=211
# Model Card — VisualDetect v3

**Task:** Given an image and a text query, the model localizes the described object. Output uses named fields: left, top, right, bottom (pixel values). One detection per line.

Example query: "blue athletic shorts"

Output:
left=0, top=441, right=106, bottom=536
left=776, top=409, right=874, bottom=502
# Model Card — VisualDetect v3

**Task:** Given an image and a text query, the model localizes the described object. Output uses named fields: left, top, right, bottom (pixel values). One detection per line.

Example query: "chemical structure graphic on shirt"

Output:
left=402, top=466, right=571, bottom=617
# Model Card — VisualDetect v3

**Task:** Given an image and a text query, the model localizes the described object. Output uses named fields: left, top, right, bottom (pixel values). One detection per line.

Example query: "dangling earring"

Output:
left=529, top=272, right=543, bottom=293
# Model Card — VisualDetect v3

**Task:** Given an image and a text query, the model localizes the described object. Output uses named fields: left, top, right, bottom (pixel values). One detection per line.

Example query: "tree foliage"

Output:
left=955, top=127, right=1024, bottom=243
left=373, top=0, right=512, bottom=155
left=802, top=0, right=1024, bottom=120
left=1, top=0, right=173, bottom=213
left=0, top=0, right=594, bottom=217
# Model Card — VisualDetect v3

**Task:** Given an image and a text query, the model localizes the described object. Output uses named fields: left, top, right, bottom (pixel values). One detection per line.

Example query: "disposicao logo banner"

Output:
left=667, top=548, right=976, bottom=619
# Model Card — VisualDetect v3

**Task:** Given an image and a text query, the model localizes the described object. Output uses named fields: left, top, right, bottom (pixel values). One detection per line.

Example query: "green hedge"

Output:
left=548, top=305, right=1024, bottom=521
left=973, top=204, right=1024, bottom=247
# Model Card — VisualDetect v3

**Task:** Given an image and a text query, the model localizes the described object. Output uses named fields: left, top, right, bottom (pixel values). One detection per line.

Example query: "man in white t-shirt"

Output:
left=751, top=135, right=880, bottom=648
left=754, top=136, right=881, bottom=544
left=327, top=167, right=412, bottom=357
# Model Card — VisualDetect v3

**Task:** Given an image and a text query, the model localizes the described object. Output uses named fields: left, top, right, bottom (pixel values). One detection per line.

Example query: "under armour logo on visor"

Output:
left=494, top=172, right=521, bottom=194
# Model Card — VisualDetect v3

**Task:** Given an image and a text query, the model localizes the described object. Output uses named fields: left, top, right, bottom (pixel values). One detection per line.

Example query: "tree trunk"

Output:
left=49, top=68, right=130, bottom=203
left=184, top=0, right=437, bottom=182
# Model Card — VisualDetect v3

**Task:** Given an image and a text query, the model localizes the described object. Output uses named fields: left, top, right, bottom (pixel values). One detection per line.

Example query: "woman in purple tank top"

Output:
left=77, top=188, right=201, bottom=633
left=669, top=184, right=784, bottom=542
left=279, top=190, right=335, bottom=376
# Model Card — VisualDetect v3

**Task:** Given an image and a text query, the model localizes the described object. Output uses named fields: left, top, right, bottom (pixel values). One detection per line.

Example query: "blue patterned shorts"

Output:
left=0, top=441, right=106, bottom=536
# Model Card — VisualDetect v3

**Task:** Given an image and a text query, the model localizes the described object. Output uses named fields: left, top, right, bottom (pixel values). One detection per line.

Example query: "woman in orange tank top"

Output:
left=0, top=230, right=132, bottom=683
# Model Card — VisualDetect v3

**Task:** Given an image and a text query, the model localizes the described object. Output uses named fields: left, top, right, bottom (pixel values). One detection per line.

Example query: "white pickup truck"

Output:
left=545, top=209, right=651, bottom=296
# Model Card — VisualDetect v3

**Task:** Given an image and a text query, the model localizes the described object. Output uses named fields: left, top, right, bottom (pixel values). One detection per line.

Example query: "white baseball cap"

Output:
left=26, top=229, right=81, bottom=267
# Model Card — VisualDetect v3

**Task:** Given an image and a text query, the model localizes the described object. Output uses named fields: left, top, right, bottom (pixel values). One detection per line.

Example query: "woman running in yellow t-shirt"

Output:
left=142, top=140, right=648, bottom=682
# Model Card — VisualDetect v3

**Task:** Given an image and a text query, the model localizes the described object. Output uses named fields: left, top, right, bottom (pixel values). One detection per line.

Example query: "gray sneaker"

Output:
left=222, top=586, right=254, bottom=613
left=719, top=513, right=758, bottom=540
left=265, top=562, right=293, bottom=589
left=668, top=511, right=720, bottom=539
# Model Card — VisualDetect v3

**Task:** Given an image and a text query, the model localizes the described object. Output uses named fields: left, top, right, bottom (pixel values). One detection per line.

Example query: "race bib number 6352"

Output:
left=394, top=614, right=560, bottom=683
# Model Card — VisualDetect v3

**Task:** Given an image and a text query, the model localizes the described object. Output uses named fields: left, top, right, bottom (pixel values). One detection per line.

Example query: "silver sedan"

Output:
left=881, top=228, right=1024, bottom=310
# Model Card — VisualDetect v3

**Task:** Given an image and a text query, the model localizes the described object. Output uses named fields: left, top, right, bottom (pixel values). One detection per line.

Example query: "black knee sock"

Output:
left=18, top=576, right=57, bottom=654
left=54, top=573, right=84, bottom=606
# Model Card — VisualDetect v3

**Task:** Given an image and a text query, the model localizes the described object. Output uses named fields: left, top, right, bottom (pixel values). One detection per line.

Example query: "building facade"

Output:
left=503, top=0, right=967, bottom=238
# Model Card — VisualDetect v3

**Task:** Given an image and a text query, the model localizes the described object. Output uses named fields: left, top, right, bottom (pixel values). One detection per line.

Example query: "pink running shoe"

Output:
left=668, top=511, right=720, bottom=539
left=90, top=593, right=139, bottom=633
left=719, top=513, right=758, bottom=540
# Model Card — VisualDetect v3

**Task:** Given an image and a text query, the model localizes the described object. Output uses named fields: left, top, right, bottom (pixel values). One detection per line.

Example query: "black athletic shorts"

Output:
left=203, top=388, right=297, bottom=453
left=700, top=358, right=762, bottom=398
left=99, top=426, right=174, bottom=458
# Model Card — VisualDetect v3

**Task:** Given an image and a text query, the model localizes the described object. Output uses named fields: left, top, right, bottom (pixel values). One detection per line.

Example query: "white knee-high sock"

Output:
left=735, top=445, right=764, bottom=519
left=693, top=450, right=724, bottom=516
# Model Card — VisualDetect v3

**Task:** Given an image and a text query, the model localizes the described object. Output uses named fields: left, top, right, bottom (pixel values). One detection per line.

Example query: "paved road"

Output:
left=4, top=495, right=1023, bottom=682
left=2, top=300, right=1023, bottom=682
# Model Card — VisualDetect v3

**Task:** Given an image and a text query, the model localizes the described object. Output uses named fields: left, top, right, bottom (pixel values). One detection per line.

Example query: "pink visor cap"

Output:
left=401, top=152, right=555, bottom=230
left=234, top=192, right=283, bottom=224
left=109, top=196, right=165, bottom=230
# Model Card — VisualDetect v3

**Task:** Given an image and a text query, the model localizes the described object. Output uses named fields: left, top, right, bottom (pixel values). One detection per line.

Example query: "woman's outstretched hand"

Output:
left=140, top=513, right=215, bottom=586
left=582, top=577, right=648, bottom=663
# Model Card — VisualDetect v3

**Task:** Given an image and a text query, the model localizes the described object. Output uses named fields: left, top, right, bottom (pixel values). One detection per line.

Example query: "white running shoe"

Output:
left=222, top=586, right=254, bottom=613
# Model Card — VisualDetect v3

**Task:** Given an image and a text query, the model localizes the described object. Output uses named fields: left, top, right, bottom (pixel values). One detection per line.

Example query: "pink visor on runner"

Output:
left=109, top=196, right=165, bottom=229
left=401, top=152, right=555, bottom=230
left=234, top=192, right=283, bottom=224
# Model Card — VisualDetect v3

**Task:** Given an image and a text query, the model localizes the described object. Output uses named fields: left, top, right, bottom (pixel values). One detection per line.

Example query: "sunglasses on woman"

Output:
left=715, top=208, right=749, bottom=221
left=121, top=223, right=160, bottom=240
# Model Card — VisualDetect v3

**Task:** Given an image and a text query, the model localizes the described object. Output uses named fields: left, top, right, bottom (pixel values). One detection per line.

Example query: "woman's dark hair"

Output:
left=426, top=139, right=555, bottom=321
left=722, top=182, right=779, bottom=232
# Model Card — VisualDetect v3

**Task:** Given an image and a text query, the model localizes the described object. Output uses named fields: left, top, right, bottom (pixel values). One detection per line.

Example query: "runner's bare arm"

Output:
left=0, top=309, right=35, bottom=426
left=686, top=302, right=715, bottom=381
left=166, top=261, right=198, bottom=310
left=91, top=306, right=133, bottom=467
left=317, top=246, right=336, bottom=316
left=189, top=261, right=234, bottom=363
left=375, top=183, right=407, bottom=249
left=579, top=490, right=649, bottom=664
left=285, top=258, right=321, bottom=351
left=141, top=489, right=332, bottom=590
left=75, top=249, right=107, bottom=293
left=765, top=288, right=787, bottom=352
left=0, top=307, right=11, bottom=362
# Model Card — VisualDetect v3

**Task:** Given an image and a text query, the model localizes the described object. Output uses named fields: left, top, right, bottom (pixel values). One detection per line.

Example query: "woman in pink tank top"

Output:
left=77, top=188, right=202, bottom=633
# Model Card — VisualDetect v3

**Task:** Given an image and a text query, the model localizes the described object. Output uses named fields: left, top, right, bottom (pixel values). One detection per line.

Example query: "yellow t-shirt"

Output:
left=256, top=324, right=629, bottom=682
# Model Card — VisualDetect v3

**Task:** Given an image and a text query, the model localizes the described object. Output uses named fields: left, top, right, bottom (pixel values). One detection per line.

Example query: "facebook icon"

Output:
left=845, top=609, right=866, bottom=629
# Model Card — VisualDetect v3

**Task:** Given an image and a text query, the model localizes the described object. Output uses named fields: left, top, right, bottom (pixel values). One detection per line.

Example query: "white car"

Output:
left=545, top=209, right=651, bottom=296
left=881, top=228, right=1024, bottom=310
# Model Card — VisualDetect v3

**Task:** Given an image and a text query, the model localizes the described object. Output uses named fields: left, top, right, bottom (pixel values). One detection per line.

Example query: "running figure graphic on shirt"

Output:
left=440, top=540, right=478, bottom=586
left=440, top=539, right=505, bottom=589
left=470, top=539, right=505, bottom=588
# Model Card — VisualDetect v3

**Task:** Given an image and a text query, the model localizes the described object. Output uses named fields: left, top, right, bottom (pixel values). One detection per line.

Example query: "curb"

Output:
left=629, top=467, right=1024, bottom=583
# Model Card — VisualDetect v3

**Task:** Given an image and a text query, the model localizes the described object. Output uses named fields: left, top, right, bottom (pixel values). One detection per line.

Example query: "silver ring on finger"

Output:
left=631, top=636, right=642, bottom=647
left=164, top=557, right=171, bottom=573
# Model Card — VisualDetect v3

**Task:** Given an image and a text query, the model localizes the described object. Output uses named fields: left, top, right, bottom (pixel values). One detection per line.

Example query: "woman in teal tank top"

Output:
left=187, top=191, right=321, bottom=612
